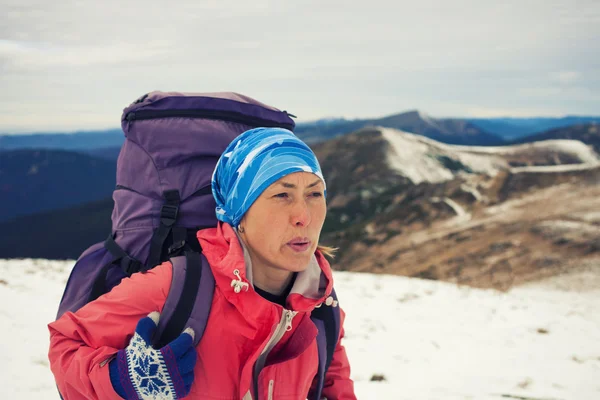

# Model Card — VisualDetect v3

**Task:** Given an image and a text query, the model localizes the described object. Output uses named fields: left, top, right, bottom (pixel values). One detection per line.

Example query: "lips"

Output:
left=287, top=237, right=311, bottom=253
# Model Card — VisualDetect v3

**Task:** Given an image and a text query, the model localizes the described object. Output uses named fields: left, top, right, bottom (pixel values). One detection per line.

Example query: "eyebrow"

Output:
left=277, top=179, right=323, bottom=189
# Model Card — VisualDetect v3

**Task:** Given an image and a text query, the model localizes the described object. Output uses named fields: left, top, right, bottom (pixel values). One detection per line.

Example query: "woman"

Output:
left=48, top=127, right=356, bottom=399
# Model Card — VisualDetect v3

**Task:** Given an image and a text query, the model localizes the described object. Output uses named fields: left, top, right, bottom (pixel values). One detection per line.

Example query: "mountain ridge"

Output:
left=0, top=149, right=116, bottom=222
left=4, top=127, right=598, bottom=292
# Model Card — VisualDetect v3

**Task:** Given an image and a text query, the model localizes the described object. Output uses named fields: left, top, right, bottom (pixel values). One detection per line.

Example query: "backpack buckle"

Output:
left=160, top=204, right=179, bottom=226
left=121, top=257, right=143, bottom=276
left=168, top=240, right=186, bottom=256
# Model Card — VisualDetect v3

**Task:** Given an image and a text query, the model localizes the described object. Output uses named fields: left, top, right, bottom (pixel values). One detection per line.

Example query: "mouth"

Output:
left=287, top=238, right=311, bottom=253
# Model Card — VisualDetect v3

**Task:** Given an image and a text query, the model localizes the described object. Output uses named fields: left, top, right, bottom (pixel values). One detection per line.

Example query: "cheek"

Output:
left=251, top=212, right=287, bottom=246
left=312, top=202, right=327, bottom=226
left=262, top=227, right=289, bottom=260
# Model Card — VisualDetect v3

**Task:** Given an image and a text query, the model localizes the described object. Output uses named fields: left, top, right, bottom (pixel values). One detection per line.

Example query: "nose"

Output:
left=291, top=198, right=311, bottom=227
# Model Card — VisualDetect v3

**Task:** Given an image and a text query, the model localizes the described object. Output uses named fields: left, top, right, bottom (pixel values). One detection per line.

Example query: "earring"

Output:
left=238, top=226, right=245, bottom=233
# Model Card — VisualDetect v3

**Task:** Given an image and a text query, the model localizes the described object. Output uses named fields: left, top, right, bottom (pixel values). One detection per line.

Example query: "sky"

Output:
left=1, top=0, right=599, bottom=133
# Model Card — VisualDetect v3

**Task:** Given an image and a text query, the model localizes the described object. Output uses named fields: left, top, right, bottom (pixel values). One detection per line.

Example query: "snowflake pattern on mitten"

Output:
left=126, top=331, right=177, bottom=399
left=110, top=312, right=196, bottom=400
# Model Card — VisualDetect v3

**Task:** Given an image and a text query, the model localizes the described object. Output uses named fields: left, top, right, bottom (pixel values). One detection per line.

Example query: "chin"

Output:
left=280, top=256, right=312, bottom=272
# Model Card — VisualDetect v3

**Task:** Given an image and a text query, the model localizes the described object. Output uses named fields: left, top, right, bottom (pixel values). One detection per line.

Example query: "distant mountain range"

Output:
left=0, top=149, right=116, bottom=222
left=2, top=123, right=599, bottom=285
left=0, top=197, right=114, bottom=259
left=1, top=122, right=598, bottom=226
left=3, top=114, right=599, bottom=151
left=82, top=147, right=122, bottom=161
left=295, top=113, right=600, bottom=144
left=511, top=122, right=600, bottom=153
left=2, top=118, right=600, bottom=277
left=311, top=126, right=600, bottom=289
left=0, top=128, right=124, bottom=151
left=295, top=110, right=504, bottom=145
left=468, top=116, right=600, bottom=140
left=313, top=125, right=600, bottom=240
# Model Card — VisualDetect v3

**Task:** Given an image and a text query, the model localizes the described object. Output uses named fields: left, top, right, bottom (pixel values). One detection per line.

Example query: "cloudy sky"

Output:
left=1, top=0, right=599, bottom=133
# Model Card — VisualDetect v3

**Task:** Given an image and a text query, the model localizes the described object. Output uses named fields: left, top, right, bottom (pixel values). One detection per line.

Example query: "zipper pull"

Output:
left=99, top=354, right=116, bottom=367
left=134, top=93, right=149, bottom=104
left=231, top=269, right=249, bottom=293
left=283, top=110, right=297, bottom=119
left=284, top=310, right=298, bottom=332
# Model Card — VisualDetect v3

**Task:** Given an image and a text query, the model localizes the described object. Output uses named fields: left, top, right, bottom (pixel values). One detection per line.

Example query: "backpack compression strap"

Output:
left=154, top=251, right=215, bottom=348
left=310, top=289, right=341, bottom=400
left=88, top=234, right=144, bottom=303
left=147, top=190, right=181, bottom=269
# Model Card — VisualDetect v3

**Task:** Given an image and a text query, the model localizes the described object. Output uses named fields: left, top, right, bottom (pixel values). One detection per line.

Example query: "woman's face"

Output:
left=239, top=171, right=327, bottom=273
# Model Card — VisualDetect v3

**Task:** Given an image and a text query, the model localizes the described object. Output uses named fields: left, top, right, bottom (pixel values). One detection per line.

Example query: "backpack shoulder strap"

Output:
left=154, top=250, right=215, bottom=348
left=309, top=288, right=341, bottom=400
left=87, top=234, right=144, bottom=304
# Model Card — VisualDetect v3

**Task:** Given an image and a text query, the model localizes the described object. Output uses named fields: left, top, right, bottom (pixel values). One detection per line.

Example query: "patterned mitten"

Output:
left=109, top=312, right=197, bottom=399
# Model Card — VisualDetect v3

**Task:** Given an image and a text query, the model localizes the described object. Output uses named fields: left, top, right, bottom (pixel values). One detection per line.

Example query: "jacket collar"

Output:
left=196, top=222, right=334, bottom=315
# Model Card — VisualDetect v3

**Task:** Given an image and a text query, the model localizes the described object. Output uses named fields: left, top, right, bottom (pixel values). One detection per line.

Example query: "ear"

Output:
left=237, top=215, right=248, bottom=234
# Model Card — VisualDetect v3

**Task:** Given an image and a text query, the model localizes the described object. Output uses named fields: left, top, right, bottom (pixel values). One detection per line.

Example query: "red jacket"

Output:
left=48, top=223, right=356, bottom=399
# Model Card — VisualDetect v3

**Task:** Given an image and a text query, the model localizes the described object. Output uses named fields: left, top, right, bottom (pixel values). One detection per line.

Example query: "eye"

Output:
left=310, top=192, right=323, bottom=198
left=274, top=192, right=289, bottom=199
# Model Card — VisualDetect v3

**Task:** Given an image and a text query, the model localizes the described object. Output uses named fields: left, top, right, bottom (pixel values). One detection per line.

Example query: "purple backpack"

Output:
left=55, top=91, right=340, bottom=399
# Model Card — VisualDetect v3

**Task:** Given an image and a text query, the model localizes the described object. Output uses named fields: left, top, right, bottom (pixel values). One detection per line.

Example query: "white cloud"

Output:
left=459, top=106, right=569, bottom=118
left=517, top=85, right=600, bottom=101
left=550, top=71, right=582, bottom=85
left=0, top=39, right=173, bottom=69
left=1, top=0, right=599, bottom=132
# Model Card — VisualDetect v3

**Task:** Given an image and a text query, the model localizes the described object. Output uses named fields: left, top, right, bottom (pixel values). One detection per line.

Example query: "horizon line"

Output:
left=2, top=111, right=600, bottom=136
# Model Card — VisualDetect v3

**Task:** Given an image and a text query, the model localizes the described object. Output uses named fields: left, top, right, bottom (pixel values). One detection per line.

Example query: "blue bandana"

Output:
left=211, top=127, right=326, bottom=227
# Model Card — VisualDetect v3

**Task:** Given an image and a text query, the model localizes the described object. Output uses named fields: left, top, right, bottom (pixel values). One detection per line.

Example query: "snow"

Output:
left=417, top=111, right=443, bottom=131
left=535, top=220, right=600, bottom=234
left=2, top=258, right=600, bottom=399
left=460, top=183, right=485, bottom=202
left=510, top=163, right=600, bottom=174
left=441, top=197, right=471, bottom=224
left=442, top=198, right=468, bottom=218
left=0, top=259, right=70, bottom=398
left=380, top=128, right=503, bottom=184
left=339, top=272, right=600, bottom=400
left=451, top=140, right=599, bottom=164
left=379, top=127, right=599, bottom=184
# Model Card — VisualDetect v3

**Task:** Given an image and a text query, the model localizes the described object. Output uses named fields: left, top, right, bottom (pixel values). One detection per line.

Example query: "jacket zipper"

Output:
left=268, top=380, right=274, bottom=400
left=253, top=309, right=297, bottom=399
left=124, top=109, right=295, bottom=131
left=99, top=354, right=116, bottom=367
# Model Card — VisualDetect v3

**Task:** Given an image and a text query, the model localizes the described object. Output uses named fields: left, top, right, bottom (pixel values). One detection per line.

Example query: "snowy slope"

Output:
left=510, top=163, right=600, bottom=173
left=453, top=139, right=599, bottom=161
left=381, top=128, right=504, bottom=183
left=380, top=127, right=600, bottom=184
left=1, top=259, right=599, bottom=399
left=416, top=111, right=444, bottom=131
